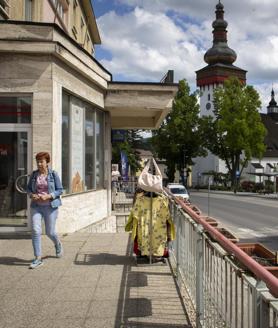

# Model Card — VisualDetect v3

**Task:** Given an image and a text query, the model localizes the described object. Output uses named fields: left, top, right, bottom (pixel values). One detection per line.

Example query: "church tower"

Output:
left=267, top=88, right=278, bottom=121
left=193, top=1, right=247, bottom=185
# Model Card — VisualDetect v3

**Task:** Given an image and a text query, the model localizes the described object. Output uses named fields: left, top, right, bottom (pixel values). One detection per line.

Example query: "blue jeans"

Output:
left=31, top=205, right=60, bottom=257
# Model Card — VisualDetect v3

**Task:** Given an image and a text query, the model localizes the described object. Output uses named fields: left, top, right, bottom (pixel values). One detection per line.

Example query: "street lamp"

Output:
left=176, top=144, right=187, bottom=187
left=182, top=148, right=186, bottom=186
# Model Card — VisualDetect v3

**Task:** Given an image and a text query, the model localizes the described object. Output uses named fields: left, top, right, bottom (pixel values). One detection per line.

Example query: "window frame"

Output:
left=61, top=90, right=105, bottom=195
left=25, top=0, right=32, bottom=21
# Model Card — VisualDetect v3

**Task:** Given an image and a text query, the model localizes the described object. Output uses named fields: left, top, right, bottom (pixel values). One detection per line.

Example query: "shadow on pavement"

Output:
left=0, top=257, right=30, bottom=266
left=74, top=253, right=134, bottom=266
left=73, top=235, right=191, bottom=327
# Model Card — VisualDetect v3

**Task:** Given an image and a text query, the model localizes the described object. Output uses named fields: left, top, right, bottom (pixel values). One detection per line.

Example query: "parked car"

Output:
left=166, top=183, right=190, bottom=200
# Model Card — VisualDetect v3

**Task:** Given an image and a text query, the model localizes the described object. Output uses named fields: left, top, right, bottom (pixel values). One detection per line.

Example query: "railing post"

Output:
left=253, top=280, right=269, bottom=328
left=260, top=297, right=270, bottom=328
left=175, top=205, right=180, bottom=274
left=196, top=224, right=204, bottom=328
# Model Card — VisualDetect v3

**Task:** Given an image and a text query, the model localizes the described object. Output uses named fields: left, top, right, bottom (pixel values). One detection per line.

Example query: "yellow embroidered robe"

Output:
left=125, top=194, right=175, bottom=256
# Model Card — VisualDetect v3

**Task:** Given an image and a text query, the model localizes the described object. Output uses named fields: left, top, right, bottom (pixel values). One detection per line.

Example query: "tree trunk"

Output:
left=166, top=162, right=176, bottom=182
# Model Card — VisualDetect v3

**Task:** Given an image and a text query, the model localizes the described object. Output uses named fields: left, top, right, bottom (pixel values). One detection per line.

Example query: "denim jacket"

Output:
left=27, top=168, right=63, bottom=208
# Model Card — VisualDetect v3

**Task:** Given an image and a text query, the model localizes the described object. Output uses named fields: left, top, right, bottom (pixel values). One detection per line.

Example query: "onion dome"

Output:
left=204, top=1, right=237, bottom=65
left=267, top=88, right=278, bottom=121
left=269, top=88, right=277, bottom=107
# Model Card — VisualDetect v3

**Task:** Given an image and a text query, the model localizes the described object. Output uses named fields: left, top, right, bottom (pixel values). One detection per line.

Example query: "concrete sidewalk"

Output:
left=0, top=233, right=191, bottom=328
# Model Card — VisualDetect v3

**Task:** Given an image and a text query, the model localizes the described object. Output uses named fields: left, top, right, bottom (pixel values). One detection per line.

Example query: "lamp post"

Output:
left=208, top=176, right=211, bottom=217
left=177, top=144, right=187, bottom=186
left=182, top=148, right=186, bottom=186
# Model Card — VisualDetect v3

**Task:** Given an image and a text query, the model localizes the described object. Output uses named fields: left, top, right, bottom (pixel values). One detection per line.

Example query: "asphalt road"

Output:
left=189, top=190, right=278, bottom=251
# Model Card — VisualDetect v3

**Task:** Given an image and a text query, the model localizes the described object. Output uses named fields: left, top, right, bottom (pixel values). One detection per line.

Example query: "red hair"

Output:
left=35, top=152, right=50, bottom=163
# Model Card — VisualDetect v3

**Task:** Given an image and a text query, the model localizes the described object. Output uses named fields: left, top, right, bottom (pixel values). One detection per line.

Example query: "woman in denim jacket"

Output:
left=27, top=152, right=63, bottom=269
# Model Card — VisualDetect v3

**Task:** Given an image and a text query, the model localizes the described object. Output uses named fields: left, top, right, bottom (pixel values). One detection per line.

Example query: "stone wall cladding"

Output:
left=78, top=215, right=117, bottom=233
left=0, top=53, right=53, bottom=164
left=57, top=189, right=108, bottom=233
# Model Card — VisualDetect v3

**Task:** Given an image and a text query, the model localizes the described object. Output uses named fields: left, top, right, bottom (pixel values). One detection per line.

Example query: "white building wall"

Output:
left=192, top=83, right=226, bottom=186
left=242, top=158, right=278, bottom=184
left=199, top=84, right=216, bottom=117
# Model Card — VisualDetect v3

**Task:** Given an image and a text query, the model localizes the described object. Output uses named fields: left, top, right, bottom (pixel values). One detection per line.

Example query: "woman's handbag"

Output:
left=138, top=158, right=163, bottom=193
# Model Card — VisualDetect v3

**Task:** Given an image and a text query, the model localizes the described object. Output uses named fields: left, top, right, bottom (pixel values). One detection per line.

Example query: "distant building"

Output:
left=192, top=1, right=247, bottom=186
left=244, top=89, right=278, bottom=184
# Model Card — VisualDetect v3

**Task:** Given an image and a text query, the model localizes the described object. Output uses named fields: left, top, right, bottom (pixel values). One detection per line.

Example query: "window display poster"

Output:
left=71, top=100, right=84, bottom=192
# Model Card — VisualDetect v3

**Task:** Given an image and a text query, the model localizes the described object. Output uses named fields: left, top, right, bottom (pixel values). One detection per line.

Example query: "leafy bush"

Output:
left=241, top=180, right=255, bottom=192
left=254, top=182, right=264, bottom=193
left=264, top=180, right=274, bottom=193
left=210, top=185, right=231, bottom=191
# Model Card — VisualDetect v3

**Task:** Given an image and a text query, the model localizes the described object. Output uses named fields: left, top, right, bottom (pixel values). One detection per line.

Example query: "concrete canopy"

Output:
left=105, top=82, right=178, bottom=129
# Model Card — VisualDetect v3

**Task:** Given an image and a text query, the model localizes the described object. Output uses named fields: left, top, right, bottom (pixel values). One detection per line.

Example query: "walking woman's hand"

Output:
left=40, top=194, right=52, bottom=201
left=31, top=194, right=40, bottom=200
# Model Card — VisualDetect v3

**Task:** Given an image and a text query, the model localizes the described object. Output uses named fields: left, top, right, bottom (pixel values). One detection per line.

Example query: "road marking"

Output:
left=193, top=192, right=278, bottom=208
left=236, top=228, right=266, bottom=238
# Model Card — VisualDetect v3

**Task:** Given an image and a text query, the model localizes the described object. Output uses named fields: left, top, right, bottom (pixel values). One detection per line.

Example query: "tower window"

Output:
left=208, top=94, right=210, bottom=101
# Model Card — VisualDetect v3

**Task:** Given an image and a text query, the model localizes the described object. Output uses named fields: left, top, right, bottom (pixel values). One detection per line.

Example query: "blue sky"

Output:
left=91, top=0, right=278, bottom=111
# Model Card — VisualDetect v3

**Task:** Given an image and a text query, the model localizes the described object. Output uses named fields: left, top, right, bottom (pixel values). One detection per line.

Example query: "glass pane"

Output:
left=70, top=96, right=85, bottom=193
left=85, top=107, right=95, bottom=190
left=25, top=0, right=32, bottom=21
left=0, top=132, right=28, bottom=227
left=0, top=96, right=31, bottom=123
left=62, top=92, right=70, bottom=193
left=96, top=110, right=104, bottom=188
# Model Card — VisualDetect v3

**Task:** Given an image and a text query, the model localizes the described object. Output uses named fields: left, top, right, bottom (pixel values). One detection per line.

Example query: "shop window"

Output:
left=70, top=97, right=85, bottom=193
left=62, top=92, right=70, bottom=193
left=85, top=108, right=95, bottom=190
left=96, top=110, right=104, bottom=188
left=25, top=0, right=32, bottom=21
left=0, top=96, right=31, bottom=124
left=62, top=90, right=105, bottom=194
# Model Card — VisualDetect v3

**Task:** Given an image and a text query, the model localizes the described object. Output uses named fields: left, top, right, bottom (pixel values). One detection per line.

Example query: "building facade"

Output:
left=0, top=0, right=99, bottom=54
left=243, top=89, right=278, bottom=185
left=0, top=0, right=177, bottom=233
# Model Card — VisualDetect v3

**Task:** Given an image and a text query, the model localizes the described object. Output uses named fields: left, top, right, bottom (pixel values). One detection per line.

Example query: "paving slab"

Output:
left=0, top=232, right=192, bottom=328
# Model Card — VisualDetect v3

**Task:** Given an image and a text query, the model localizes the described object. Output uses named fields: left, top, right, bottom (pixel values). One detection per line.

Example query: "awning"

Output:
left=105, top=82, right=178, bottom=129
left=251, top=162, right=264, bottom=169
left=247, top=172, right=278, bottom=177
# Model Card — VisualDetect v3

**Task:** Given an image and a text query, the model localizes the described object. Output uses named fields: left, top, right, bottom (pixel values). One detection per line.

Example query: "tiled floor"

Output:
left=0, top=232, right=191, bottom=328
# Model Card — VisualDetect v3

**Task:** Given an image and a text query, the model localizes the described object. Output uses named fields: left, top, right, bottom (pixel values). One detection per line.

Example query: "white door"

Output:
left=0, top=125, right=31, bottom=232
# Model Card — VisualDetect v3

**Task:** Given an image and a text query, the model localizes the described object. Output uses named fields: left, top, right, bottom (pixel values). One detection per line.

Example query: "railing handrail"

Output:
left=165, top=189, right=278, bottom=297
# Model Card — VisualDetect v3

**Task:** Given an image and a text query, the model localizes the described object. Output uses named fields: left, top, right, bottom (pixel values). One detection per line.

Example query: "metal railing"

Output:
left=168, top=195, right=278, bottom=328
left=111, top=178, right=137, bottom=211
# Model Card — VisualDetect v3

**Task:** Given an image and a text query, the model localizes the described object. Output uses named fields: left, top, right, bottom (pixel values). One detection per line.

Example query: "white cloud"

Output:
left=96, top=1, right=278, bottom=110
left=97, top=7, right=203, bottom=82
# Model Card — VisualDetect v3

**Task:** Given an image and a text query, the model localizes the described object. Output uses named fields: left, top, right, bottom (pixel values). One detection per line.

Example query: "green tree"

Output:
left=203, top=77, right=266, bottom=192
left=112, top=130, right=143, bottom=175
left=152, top=79, right=206, bottom=183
